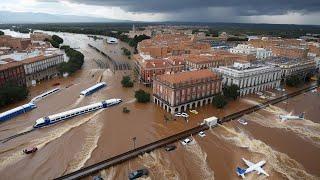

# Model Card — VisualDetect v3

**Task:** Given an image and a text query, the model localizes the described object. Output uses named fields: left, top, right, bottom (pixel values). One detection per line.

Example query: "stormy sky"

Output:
left=1, top=0, right=320, bottom=24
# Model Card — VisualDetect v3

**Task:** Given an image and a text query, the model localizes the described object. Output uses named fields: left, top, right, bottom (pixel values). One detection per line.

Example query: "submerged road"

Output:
left=56, top=84, right=318, bottom=180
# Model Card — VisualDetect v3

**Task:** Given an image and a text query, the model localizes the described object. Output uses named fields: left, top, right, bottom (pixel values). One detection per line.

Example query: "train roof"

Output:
left=0, top=103, right=36, bottom=117
left=80, top=82, right=106, bottom=95
left=31, top=88, right=60, bottom=102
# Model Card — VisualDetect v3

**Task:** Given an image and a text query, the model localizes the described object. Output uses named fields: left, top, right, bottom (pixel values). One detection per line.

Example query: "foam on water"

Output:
left=241, top=98, right=260, bottom=106
left=122, top=98, right=136, bottom=105
left=70, top=96, right=85, bottom=108
left=0, top=110, right=104, bottom=171
left=214, top=125, right=318, bottom=180
left=139, top=151, right=180, bottom=180
left=64, top=112, right=103, bottom=173
left=100, top=167, right=117, bottom=180
left=245, top=105, right=320, bottom=148
left=184, top=139, right=215, bottom=180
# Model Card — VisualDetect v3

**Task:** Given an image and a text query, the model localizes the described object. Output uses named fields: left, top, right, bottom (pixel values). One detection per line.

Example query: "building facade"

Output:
left=214, top=62, right=282, bottom=96
left=229, top=44, right=272, bottom=59
left=265, top=57, right=317, bottom=80
left=23, top=54, right=64, bottom=86
left=134, top=54, right=185, bottom=85
left=0, top=35, right=31, bottom=51
left=30, top=32, right=51, bottom=41
left=0, top=61, right=26, bottom=87
left=153, top=69, right=222, bottom=114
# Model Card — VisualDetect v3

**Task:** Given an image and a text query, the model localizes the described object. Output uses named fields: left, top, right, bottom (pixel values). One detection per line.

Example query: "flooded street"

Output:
left=0, top=30, right=319, bottom=180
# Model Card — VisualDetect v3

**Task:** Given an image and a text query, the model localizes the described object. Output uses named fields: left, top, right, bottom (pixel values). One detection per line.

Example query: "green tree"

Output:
left=121, top=76, right=134, bottom=87
left=0, top=83, right=29, bottom=108
left=52, top=35, right=64, bottom=44
left=0, top=31, right=4, bottom=36
left=135, top=89, right=150, bottom=103
left=223, top=84, right=240, bottom=100
left=286, top=75, right=303, bottom=87
left=60, top=45, right=70, bottom=50
left=49, top=39, right=60, bottom=48
left=57, top=47, right=84, bottom=75
left=212, top=95, right=228, bottom=109
left=121, top=47, right=131, bottom=56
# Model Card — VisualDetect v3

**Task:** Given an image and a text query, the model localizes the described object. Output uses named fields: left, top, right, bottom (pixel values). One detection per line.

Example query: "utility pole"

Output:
left=132, top=137, right=136, bottom=149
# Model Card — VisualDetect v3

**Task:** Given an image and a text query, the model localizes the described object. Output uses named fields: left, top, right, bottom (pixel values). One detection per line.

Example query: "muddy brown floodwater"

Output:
left=0, top=30, right=319, bottom=180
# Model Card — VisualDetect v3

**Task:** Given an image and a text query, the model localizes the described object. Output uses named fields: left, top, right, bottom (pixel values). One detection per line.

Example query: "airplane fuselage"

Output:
left=245, top=161, right=266, bottom=174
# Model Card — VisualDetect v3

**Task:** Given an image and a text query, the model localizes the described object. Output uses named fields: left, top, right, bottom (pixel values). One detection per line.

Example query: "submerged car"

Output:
left=181, top=138, right=193, bottom=145
left=128, top=168, right=149, bottom=180
left=189, top=109, right=198, bottom=114
left=174, top=112, right=182, bottom=117
left=238, top=119, right=248, bottom=125
left=93, top=175, right=103, bottom=180
left=198, top=131, right=206, bottom=137
left=164, top=144, right=177, bottom=151
left=23, top=147, right=38, bottom=154
left=181, top=113, right=189, bottom=118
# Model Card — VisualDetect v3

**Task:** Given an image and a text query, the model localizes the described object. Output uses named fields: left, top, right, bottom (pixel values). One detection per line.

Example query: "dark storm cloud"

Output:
left=59, top=0, right=320, bottom=16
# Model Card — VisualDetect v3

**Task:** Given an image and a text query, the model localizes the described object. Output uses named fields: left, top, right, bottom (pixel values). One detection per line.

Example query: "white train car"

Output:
left=0, top=103, right=37, bottom=122
left=80, top=82, right=106, bottom=96
left=33, top=98, right=122, bottom=128
left=30, top=88, right=60, bottom=103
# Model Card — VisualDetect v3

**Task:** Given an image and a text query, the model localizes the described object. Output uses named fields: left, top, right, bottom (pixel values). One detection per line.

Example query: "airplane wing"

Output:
left=254, top=167, right=269, bottom=177
left=242, top=158, right=254, bottom=167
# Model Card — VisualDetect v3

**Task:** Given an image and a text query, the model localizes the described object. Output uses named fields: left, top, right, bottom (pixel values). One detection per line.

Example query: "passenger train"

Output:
left=80, top=82, right=106, bottom=96
left=0, top=103, right=37, bottom=122
left=33, top=98, right=122, bottom=128
left=30, top=88, right=60, bottom=103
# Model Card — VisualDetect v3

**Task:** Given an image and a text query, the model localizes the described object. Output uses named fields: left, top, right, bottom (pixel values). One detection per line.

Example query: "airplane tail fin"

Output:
left=299, top=112, right=305, bottom=119
left=236, top=167, right=246, bottom=178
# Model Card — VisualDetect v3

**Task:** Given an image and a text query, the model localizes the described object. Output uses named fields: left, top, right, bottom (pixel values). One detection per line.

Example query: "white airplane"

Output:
left=279, top=112, right=305, bottom=122
left=236, top=158, right=269, bottom=178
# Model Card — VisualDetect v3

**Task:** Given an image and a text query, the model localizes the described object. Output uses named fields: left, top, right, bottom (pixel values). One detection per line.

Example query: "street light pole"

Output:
left=132, top=137, right=136, bottom=149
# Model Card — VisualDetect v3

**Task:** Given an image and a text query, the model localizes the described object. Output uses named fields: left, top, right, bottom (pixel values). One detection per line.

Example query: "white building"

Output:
left=229, top=44, right=272, bottom=59
left=265, top=57, right=317, bottom=79
left=214, top=62, right=282, bottom=96
left=23, top=53, right=64, bottom=86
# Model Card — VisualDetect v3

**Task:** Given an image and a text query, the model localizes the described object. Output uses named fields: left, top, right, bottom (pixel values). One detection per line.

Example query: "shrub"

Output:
left=135, top=89, right=150, bottom=103
left=223, top=84, right=240, bottom=100
left=212, top=95, right=228, bottom=109
left=121, top=76, right=134, bottom=87
left=123, top=107, right=130, bottom=113
left=286, top=75, right=303, bottom=87
left=0, top=83, right=29, bottom=108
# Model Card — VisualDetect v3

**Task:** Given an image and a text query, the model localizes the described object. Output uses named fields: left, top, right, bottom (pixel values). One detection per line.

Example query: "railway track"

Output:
left=55, top=84, right=317, bottom=179
left=88, top=44, right=131, bottom=72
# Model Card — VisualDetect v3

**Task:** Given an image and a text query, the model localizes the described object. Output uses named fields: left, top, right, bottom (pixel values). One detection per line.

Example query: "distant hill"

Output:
left=0, top=11, right=129, bottom=23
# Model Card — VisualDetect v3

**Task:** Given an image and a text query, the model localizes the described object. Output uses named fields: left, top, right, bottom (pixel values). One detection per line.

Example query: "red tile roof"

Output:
left=157, top=69, right=219, bottom=84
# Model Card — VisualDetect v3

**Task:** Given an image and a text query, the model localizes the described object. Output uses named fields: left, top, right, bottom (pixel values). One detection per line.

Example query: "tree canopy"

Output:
left=0, top=83, right=29, bottom=108
left=57, top=46, right=84, bottom=75
left=121, top=76, right=134, bottom=87
left=135, top=89, right=150, bottom=103
left=0, top=31, right=4, bottom=36
left=223, top=84, right=240, bottom=100
left=47, top=35, right=63, bottom=48
left=52, top=35, right=64, bottom=44
left=212, top=95, right=228, bottom=109
left=286, top=75, right=303, bottom=87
